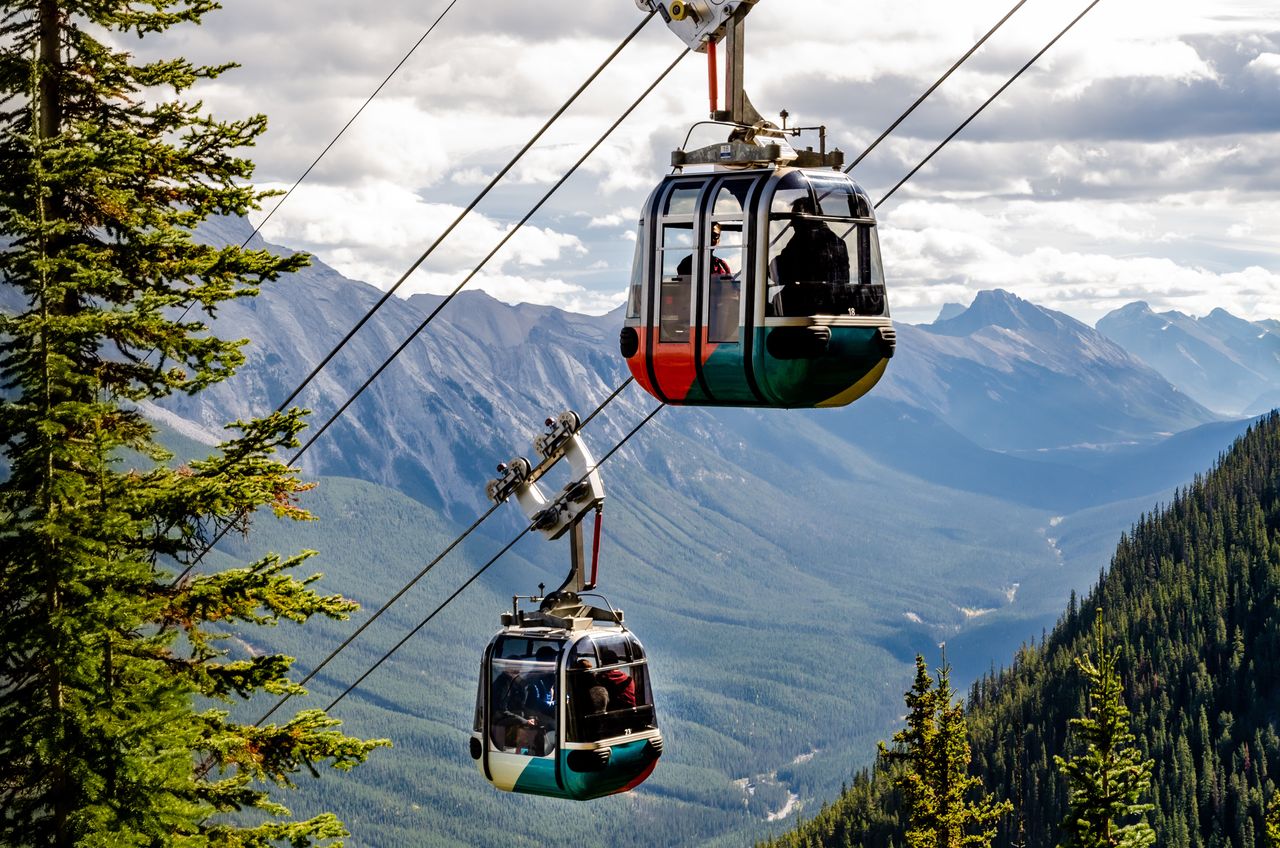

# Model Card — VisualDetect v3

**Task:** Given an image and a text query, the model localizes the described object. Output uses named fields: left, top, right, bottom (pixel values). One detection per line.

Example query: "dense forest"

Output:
left=767, top=410, right=1280, bottom=848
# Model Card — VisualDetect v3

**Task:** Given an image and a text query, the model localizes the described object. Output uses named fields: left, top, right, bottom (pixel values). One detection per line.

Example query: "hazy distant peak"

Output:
left=927, top=288, right=1082, bottom=339
left=1201, top=307, right=1258, bottom=338
left=1108, top=301, right=1153, bottom=318
left=933, top=302, right=968, bottom=323
left=1096, top=301, right=1280, bottom=416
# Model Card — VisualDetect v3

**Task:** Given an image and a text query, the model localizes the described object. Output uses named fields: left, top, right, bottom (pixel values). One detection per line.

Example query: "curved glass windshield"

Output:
left=766, top=171, right=888, bottom=318
left=626, top=220, right=644, bottom=320
left=488, top=636, right=562, bottom=757
left=566, top=633, right=656, bottom=743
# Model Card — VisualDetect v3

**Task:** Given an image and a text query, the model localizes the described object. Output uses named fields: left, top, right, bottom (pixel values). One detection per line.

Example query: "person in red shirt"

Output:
left=596, top=650, right=636, bottom=709
left=677, top=222, right=732, bottom=279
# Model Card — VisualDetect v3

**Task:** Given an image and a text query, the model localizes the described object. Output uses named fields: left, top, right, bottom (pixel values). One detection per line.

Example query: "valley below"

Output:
left=151, top=219, right=1275, bottom=846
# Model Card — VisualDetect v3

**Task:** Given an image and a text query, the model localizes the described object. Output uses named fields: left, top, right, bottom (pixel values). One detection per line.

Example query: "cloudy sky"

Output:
left=148, top=0, right=1279, bottom=325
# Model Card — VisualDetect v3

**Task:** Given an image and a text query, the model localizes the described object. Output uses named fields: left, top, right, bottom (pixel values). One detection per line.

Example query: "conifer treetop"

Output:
left=0, top=2, right=387, bottom=845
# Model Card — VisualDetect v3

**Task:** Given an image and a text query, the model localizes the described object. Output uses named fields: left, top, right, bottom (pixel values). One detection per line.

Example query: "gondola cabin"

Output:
left=470, top=622, right=662, bottom=800
left=619, top=167, right=895, bottom=408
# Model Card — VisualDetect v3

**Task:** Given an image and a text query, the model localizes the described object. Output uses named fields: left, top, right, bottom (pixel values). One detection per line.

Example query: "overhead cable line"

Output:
left=875, top=0, right=1106, bottom=209
left=203, top=0, right=1109, bottom=722
left=194, top=378, right=640, bottom=779
left=172, top=46, right=691, bottom=591
left=845, top=0, right=1030, bottom=174
left=322, top=402, right=665, bottom=713
left=304, top=0, right=1114, bottom=718
left=169, top=20, right=667, bottom=587
left=272, top=10, right=658, bottom=414
left=292, top=0, right=1083, bottom=479
left=288, top=48, right=689, bottom=463
left=242, top=0, right=463, bottom=249
left=156, top=0, right=462, bottom=350
left=253, top=376, right=635, bottom=725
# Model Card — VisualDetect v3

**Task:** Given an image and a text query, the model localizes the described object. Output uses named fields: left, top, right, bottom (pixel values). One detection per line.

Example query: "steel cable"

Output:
left=876, top=0, right=1106, bottom=209
left=215, top=0, right=1110, bottom=723
left=845, top=0, right=1030, bottom=174
left=154, top=0, right=462, bottom=353
left=322, top=402, right=664, bottom=712
left=252, top=376, right=634, bottom=726
left=288, top=48, right=688, bottom=463
left=272, top=11, right=658, bottom=414
left=244, top=0, right=463, bottom=249
left=170, top=19, right=666, bottom=587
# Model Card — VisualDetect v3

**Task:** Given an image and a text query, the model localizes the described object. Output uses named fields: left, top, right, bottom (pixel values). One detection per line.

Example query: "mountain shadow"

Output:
left=764, top=411, right=1280, bottom=848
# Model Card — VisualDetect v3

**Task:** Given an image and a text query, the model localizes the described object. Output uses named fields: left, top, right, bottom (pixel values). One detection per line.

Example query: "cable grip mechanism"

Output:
left=484, top=410, right=606, bottom=542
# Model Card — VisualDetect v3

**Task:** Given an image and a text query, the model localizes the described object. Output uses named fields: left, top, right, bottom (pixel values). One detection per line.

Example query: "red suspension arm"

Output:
left=707, top=39, right=719, bottom=117
left=586, top=507, right=603, bottom=590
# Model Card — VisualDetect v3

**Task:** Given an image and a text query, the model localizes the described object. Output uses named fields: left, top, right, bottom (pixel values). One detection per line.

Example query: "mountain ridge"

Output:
left=121, top=217, right=1274, bottom=845
left=1096, top=299, right=1280, bottom=416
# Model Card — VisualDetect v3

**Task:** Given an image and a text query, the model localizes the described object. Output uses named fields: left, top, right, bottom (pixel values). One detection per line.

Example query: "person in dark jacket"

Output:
left=772, top=197, right=849, bottom=315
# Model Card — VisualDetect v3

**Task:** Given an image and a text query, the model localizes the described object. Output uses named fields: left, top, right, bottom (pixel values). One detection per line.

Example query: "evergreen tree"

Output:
left=881, top=655, right=1011, bottom=848
left=768, top=414, right=1280, bottom=848
left=881, top=656, right=941, bottom=847
left=0, top=1, right=386, bottom=845
left=1054, top=612, right=1155, bottom=848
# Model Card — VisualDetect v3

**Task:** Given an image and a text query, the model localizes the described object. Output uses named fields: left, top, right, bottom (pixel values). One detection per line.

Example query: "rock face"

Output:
left=878, top=290, right=1217, bottom=452
left=157, top=225, right=1227, bottom=517
left=68, top=220, right=1268, bottom=847
left=933, top=302, right=968, bottom=323
left=1097, top=300, right=1280, bottom=415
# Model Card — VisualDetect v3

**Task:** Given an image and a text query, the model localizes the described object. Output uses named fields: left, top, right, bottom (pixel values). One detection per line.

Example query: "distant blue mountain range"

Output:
left=130, top=217, right=1276, bottom=843
left=1096, top=300, right=1280, bottom=416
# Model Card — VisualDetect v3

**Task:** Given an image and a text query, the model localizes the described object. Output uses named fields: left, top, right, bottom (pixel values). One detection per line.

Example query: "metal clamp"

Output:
left=485, top=411, right=605, bottom=541
left=635, top=0, right=760, bottom=52
left=485, top=457, right=531, bottom=504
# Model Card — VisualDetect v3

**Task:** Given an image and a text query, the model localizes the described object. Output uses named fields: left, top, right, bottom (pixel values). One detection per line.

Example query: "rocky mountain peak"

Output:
left=928, top=288, right=1078, bottom=339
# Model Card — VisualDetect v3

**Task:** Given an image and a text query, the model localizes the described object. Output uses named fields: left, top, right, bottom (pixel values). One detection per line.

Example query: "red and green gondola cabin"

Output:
left=470, top=626, right=662, bottom=801
left=619, top=167, right=895, bottom=408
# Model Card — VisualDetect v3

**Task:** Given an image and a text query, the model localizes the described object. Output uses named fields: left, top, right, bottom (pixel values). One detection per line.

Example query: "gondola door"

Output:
left=695, top=176, right=760, bottom=405
left=649, top=180, right=703, bottom=402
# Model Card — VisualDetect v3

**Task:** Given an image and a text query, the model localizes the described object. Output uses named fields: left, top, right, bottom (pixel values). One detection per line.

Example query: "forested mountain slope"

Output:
left=768, top=411, right=1280, bottom=848
left=140, top=218, right=1266, bottom=845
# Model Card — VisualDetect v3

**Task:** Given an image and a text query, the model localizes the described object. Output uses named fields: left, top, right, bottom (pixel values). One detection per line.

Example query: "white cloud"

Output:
left=1246, top=53, right=1280, bottom=76
left=132, top=0, right=1280, bottom=324
left=587, top=206, right=639, bottom=229
left=1053, top=39, right=1218, bottom=97
left=250, top=180, right=585, bottom=289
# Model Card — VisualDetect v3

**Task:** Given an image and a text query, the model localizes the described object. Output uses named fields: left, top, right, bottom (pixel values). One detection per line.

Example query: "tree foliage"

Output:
left=767, top=413, right=1280, bottom=848
left=1054, top=612, right=1155, bottom=848
left=879, top=655, right=1010, bottom=848
left=0, top=1, right=386, bottom=845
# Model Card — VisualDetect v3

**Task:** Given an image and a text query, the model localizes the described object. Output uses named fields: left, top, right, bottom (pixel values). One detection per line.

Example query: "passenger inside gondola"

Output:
left=596, top=647, right=636, bottom=708
left=489, top=669, right=534, bottom=751
left=488, top=638, right=561, bottom=756
left=574, top=658, right=611, bottom=714
left=771, top=197, right=849, bottom=316
left=566, top=637, right=655, bottom=742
